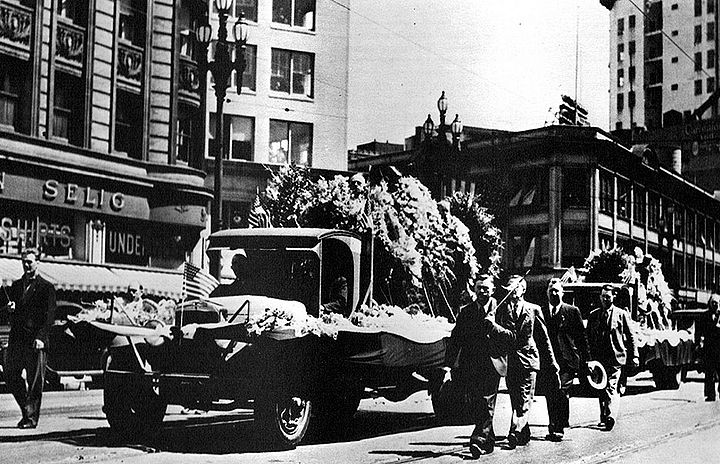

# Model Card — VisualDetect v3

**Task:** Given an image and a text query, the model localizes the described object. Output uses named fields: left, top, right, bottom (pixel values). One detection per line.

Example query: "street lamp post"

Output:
left=421, top=92, right=463, bottom=198
left=196, top=2, right=247, bottom=277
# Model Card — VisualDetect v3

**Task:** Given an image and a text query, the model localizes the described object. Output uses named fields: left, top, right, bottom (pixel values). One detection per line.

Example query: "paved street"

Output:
left=1, top=372, right=719, bottom=463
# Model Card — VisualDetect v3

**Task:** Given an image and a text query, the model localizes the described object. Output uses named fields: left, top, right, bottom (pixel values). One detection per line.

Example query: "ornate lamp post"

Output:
left=450, top=113, right=463, bottom=150
left=420, top=92, right=463, bottom=198
left=196, top=2, right=247, bottom=277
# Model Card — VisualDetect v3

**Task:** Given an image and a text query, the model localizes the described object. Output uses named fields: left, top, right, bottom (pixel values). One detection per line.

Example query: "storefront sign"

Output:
left=106, top=230, right=144, bottom=258
left=105, top=223, right=185, bottom=266
left=0, top=215, right=74, bottom=256
left=42, top=180, right=125, bottom=212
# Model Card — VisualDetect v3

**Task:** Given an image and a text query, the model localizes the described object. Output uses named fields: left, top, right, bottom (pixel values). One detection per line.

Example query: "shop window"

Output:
left=269, top=119, right=312, bottom=165
left=687, top=255, right=696, bottom=288
left=234, top=44, right=257, bottom=91
left=562, top=167, right=587, bottom=208
left=697, top=260, right=705, bottom=290
left=270, top=48, right=314, bottom=98
left=675, top=252, right=685, bottom=287
left=707, top=262, right=714, bottom=290
left=561, top=230, right=589, bottom=268
left=53, top=71, right=84, bottom=146
left=235, top=0, right=258, bottom=22
left=633, top=185, right=646, bottom=225
left=599, top=170, right=614, bottom=214
left=272, top=0, right=315, bottom=30
left=617, top=178, right=630, bottom=219
left=208, top=113, right=254, bottom=161
left=115, top=89, right=143, bottom=159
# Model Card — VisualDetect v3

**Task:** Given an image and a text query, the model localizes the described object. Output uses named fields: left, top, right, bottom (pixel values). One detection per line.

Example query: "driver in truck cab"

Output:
left=210, top=253, right=254, bottom=298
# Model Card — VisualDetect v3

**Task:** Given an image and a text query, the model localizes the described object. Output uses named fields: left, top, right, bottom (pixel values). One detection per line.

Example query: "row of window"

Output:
left=616, top=66, right=636, bottom=88
left=599, top=170, right=720, bottom=248
left=616, top=40, right=636, bottom=63
left=693, top=22, right=716, bottom=44
left=694, top=77, right=716, bottom=95
left=696, top=0, right=716, bottom=16
left=616, top=91, right=636, bottom=112
left=694, top=49, right=716, bottom=71
left=616, top=15, right=636, bottom=35
left=206, top=113, right=312, bottom=166
left=212, top=0, right=316, bottom=31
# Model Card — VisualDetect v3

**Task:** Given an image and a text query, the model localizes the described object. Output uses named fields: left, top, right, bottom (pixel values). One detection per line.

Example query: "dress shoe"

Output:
left=546, top=432, right=564, bottom=442
left=469, top=440, right=494, bottom=458
left=18, top=420, right=36, bottom=429
left=506, top=432, right=518, bottom=450
left=604, top=416, right=615, bottom=431
left=518, top=425, right=531, bottom=445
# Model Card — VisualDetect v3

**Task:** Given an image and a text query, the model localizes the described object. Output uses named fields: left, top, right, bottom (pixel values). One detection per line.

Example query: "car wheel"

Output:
left=255, top=392, right=312, bottom=449
left=103, top=355, right=166, bottom=440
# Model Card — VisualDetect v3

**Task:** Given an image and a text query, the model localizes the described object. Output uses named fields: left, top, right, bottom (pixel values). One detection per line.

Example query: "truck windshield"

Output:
left=219, top=248, right=320, bottom=312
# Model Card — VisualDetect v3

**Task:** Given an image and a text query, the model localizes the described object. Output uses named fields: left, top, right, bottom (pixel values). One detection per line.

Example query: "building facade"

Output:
left=203, top=0, right=350, bottom=229
left=351, top=125, right=720, bottom=306
left=0, top=0, right=212, bottom=299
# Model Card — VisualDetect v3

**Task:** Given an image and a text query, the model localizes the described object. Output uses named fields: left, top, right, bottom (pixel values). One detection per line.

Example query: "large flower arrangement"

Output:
left=583, top=245, right=631, bottom=283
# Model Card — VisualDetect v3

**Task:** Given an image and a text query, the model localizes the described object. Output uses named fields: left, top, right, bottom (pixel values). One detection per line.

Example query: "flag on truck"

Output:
left=248, top=193, right=272, bottom=228
left=183, top=262, right=219, bottom=300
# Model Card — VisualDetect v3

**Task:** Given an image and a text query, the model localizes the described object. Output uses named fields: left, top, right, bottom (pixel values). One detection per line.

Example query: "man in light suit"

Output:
left=1, top=248, right=56, bottom=429
left=587, top=284, right=638, bottom=431
left=496, top=274, right=540, bottom=449
left=444, top=275, right=515, bottom=457
left=542, top=278, right=590, bottom=441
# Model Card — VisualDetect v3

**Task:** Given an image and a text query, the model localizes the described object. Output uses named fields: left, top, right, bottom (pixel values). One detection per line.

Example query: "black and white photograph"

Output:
left=1, top=0, right=720, bottom=462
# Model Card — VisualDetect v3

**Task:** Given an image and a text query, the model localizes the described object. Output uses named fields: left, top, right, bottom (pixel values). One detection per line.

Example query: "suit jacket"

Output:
left=698, top=307, right=720, bottom=364
left=7, top=275, right=56, bottom=348
left=497, top=299, right=540, bottom=372
left=543, top=302, right=590, bottom=374
left=445, top=297, right=516, bottom=380
left=533, top=304, right=559, bottom=375
left=587, top=304, right=638, bottom=368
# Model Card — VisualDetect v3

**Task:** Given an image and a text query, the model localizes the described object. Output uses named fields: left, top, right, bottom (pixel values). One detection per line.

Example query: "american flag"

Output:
left=248, top=194, right=272, bottom=228
left=183, top=262, right=219, bottom=300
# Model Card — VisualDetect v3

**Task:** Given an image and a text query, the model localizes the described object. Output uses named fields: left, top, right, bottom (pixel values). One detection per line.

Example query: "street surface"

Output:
left=1, top=372, right=719, bottom=463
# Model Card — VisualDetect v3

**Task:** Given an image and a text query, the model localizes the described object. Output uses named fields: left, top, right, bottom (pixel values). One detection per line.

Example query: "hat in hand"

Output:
left=586, top=360, right=608, bottom=390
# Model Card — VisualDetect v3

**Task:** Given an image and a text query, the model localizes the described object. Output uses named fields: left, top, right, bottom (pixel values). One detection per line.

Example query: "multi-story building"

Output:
left=203, top=0, right=350, bottom=228
left=0, top=0, right=212, bottom=300
left=607, top=0, right=719, bottom=131
left=351, top=124, right=720, bottom=306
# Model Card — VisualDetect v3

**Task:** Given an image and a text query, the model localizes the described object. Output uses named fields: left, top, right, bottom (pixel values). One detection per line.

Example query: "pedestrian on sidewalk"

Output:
left=699, top=290, right=720, bottom=401
left=443, top=274, right=515, bottom=457
left=586, top=284, right=638, bottom=431
left=496, top=274, right=540, bottom=449
left=0, top=248, right=56, bottom=429
left=541, top=278, right=590, bottom=441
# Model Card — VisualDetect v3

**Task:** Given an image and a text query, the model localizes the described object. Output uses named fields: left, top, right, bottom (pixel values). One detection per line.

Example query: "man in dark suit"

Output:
left=210, top=252, right=253, bottom=297
left=587, top=284, right=638, bottom=431
left=542, top=278, right=590, bottom=441
left=444, top=275, right=516, bottom=457
left=496, top=274, right=540, bottom=449
left=1, top=248, right=56, bottom=429
left=699, top=290, right=720, bottom=401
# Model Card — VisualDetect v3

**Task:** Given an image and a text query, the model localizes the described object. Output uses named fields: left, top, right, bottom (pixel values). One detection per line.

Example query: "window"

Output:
left=699, top=216, right=707, bottom=247
left=176, top=105, right=196, bottom=164
left=648, top=192, right=660, bottom=230
left=629, top=90, right=636, bottom=107
left=708, top=220, right=715, bottom=249
left=235, top=0, right=258, bottom=22
left=617, top=178, right=630, bottom=219
left=629, top=15, right=636, bottom=29
left=617, top=68, right=624, bottom=87
left=119, top=0, right=146, bottom=46
left=695, top=25, right=703, bottom=44
left=671, top=3, right=678, bottom=10
left=618, top=43, right=625, bottom=62
left=629, top=66, right=636, bottom=83
left=629, top=40, right=636, bottom=55
left=711, top=0, right=717, bottom=14
left=270, top=49, right=314, bottom=98
left=674, top=205, right=685, bottom=242
left=633, top=185, right=646, bottom=225
left=0, top=61, right=20, bottom=130
left=57, top=0, right=87, bottom=23
left=688, top=211, right=696, bottom=244
left=709, top=22, right=716, bottom=41
left=696, top=79, right=704, bottom=95
left=562, top=168, right=587, bottom=208
left=508, top=169, right=548, bottom=208
left=672, top=56, right=679, bottom=63
left=671, top=83, right=679, bottom=91
left=696, top=52, right=703, bottom=71
left=600, top=170, right=614, bottom=214
left=208, top=113, right=255, bottom=161
left=115, top=89, right=142, bottom=159
left=709, top=77, right=716, bottom=93
left=272, top=0, right=316, bottom=30
left=617, top=92, right=624, bottom=111
left=269, top=119, right=312, bottom=165
left=53, top=71, right=84, bottom=146
left=696, top=0, right=702, bottom=16
left=709, top=49, right=716, bottom=69
left=687, top=255, right=696, bottom=288
left=617, top=18, right=624, bottom=35
left=671, top=30, right=679, bottom=36
left=234, top=44, right=257, bottom=91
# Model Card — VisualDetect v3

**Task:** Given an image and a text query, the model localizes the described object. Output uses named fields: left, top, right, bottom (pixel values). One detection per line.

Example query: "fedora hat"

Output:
left=586, top=360, right=608, bottom=390
left=502, top=274, right=525, bottom=290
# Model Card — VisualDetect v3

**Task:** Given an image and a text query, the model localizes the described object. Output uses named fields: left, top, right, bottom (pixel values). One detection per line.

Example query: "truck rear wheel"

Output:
left=255, top=393, right=312, bottom=449
left=103, top=356, right=166, bottom=440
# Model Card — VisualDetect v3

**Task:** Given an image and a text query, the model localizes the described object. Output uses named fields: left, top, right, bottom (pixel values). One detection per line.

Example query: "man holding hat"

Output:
left=443, top=274, right=516, bottom=457
left=496, top=274, right=540, bottom=449
left=587, top=284, right=638, bottom=431
left=542, top=278, right=590, bottom=441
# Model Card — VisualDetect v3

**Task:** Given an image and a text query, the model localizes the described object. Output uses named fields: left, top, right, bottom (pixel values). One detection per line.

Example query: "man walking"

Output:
left=586, top=284, right=638, bottom=431
left=699, top=290, right=720, bottom=401
left=443, top=275, right=515, bottom=457
left=542, top=278, right=590, bottom=441
left=496, top=274, right=540, bottom=449
left=1, top=248, right=56, bottom=429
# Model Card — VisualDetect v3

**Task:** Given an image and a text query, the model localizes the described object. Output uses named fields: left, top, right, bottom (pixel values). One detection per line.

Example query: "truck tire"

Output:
left=103, top=355, right=166, bottom=440
left=254, top=393, right=312, bottom=449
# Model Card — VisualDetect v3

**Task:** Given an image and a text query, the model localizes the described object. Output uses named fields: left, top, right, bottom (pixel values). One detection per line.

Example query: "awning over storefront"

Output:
left=0, top=257, right=183, bottom=300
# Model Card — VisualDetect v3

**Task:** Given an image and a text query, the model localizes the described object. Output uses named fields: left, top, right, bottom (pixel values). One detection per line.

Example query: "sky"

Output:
left=345, top=0, right=611, bottom=149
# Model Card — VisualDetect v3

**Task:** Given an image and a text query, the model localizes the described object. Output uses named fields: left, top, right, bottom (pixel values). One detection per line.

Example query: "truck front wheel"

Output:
left=255, top=393, right=312, bottom=449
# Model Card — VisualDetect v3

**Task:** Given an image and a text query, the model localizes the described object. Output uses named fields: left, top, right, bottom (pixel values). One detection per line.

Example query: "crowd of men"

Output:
left=444, top=274, right=638, bottom=458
